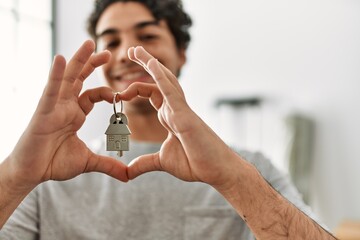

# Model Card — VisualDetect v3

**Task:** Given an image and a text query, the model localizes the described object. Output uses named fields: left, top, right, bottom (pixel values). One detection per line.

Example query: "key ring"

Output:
left=113, top=92, right=123, bottom=120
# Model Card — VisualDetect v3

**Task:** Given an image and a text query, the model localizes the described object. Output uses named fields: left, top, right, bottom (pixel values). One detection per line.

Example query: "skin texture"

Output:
left=0, top=40, right=128, bottom=228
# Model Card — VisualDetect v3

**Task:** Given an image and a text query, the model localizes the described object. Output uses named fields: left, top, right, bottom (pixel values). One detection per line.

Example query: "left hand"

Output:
left=121, top=46, right=241, bottom=191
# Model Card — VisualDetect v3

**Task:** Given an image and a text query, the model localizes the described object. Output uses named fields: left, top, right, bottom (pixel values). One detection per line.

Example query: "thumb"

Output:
left=127, top=153, right=162, bottom=180
left=85, top=153, right=129, bottom=182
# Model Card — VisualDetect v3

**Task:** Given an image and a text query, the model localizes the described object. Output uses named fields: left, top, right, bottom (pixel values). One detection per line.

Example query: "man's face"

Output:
left=96, top=2, right=186, bottom=93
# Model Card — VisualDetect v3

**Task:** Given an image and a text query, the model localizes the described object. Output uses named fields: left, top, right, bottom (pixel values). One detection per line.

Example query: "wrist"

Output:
left=212, top=151, right=255, bottom=195
left=0, top=155, right=35, bottom=198
left=0, top=155, right=35, bottom=229
left=213, top=156, right=277, bottom=209
left=213, top=159, right=293, bottom=233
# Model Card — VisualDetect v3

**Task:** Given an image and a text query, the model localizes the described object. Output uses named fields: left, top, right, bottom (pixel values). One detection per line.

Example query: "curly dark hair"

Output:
left=87, top=0, right=192, bottom=50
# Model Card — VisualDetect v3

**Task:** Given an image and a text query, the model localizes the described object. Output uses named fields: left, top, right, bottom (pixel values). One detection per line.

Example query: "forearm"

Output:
left=0, top=158, right=32, bottom=228
left=217, top=154, right=337, bottom=240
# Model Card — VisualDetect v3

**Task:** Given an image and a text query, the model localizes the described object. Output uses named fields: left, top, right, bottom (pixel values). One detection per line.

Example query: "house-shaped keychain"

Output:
left=105, top=112, right=131, bottom=156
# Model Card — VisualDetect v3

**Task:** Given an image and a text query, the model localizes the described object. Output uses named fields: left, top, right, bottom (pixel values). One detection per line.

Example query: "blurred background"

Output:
left=0, top=0, right=359, bottom=234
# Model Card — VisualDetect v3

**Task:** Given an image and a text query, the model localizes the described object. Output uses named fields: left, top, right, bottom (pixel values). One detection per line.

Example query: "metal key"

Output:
left=105, top=112, right=131, bottom=157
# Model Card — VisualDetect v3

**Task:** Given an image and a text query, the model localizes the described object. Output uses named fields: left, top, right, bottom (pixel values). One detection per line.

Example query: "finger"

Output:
left=131, top=46, right=153, bottom=68
left=127, top=47, right=143, bottom=67
left=37, top=55, right=66, bottom=114
left=128, top=47, right=155, bottom=79
left=129, top=47, right=184, bottom=108
left=128, top=46, right=160, bottom=79
left=132, top=46, right=184, bottom=96
left=78, top=50, right=111, bottom=82
left=127, top=153, right=162, bottom=180
left=156, top=60, right=185, bottom=97
left=118, top=82, right=163, bottom=110
left=63, top=40, right=95, bottom=84
left=119, top=84, right=175, bottom=135
left=85, top=152, right=129, bottom=182
left=60, top=40, right=95, bottom=99
left=78, top=87, right=114, bottom=115
left=147, top=58, right=187, bottom=110
left=129, top=46, right=187, bottom=112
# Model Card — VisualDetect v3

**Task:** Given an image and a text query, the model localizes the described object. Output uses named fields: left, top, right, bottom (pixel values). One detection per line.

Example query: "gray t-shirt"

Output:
left=0, top=140, right=316, bottom=239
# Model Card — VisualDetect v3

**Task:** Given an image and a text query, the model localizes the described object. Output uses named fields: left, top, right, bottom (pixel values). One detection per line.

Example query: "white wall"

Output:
left=55, top=0, right=113, bottom=144
left=0, top=1, right=53, bottom=162
left=56, top=0, right=360, bottom=230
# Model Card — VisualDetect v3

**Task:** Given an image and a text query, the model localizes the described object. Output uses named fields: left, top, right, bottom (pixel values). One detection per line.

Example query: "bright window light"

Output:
left=0, top=0, right=53, bottom=162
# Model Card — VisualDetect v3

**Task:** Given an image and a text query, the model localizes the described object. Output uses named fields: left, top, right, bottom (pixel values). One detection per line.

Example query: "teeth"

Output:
left=121, top=72, right=144, bottom=81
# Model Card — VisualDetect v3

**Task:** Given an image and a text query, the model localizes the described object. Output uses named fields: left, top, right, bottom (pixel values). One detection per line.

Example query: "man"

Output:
left=1, top=0, right=336, bottom=239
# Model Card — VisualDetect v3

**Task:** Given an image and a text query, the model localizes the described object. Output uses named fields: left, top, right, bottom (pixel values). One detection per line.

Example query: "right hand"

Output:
left=122, top=46, right=241, bottom=192
left=4, top=40, right=128, bottom=195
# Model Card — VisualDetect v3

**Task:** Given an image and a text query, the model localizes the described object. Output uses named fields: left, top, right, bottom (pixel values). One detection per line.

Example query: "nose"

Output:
left=114, top=38, right=134, bottom=64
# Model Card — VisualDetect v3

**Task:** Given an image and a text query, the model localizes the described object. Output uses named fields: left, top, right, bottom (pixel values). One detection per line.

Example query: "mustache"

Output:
left=110, top=62, right=139, bottom=73
left=109, top=65, right=145, bottom=79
